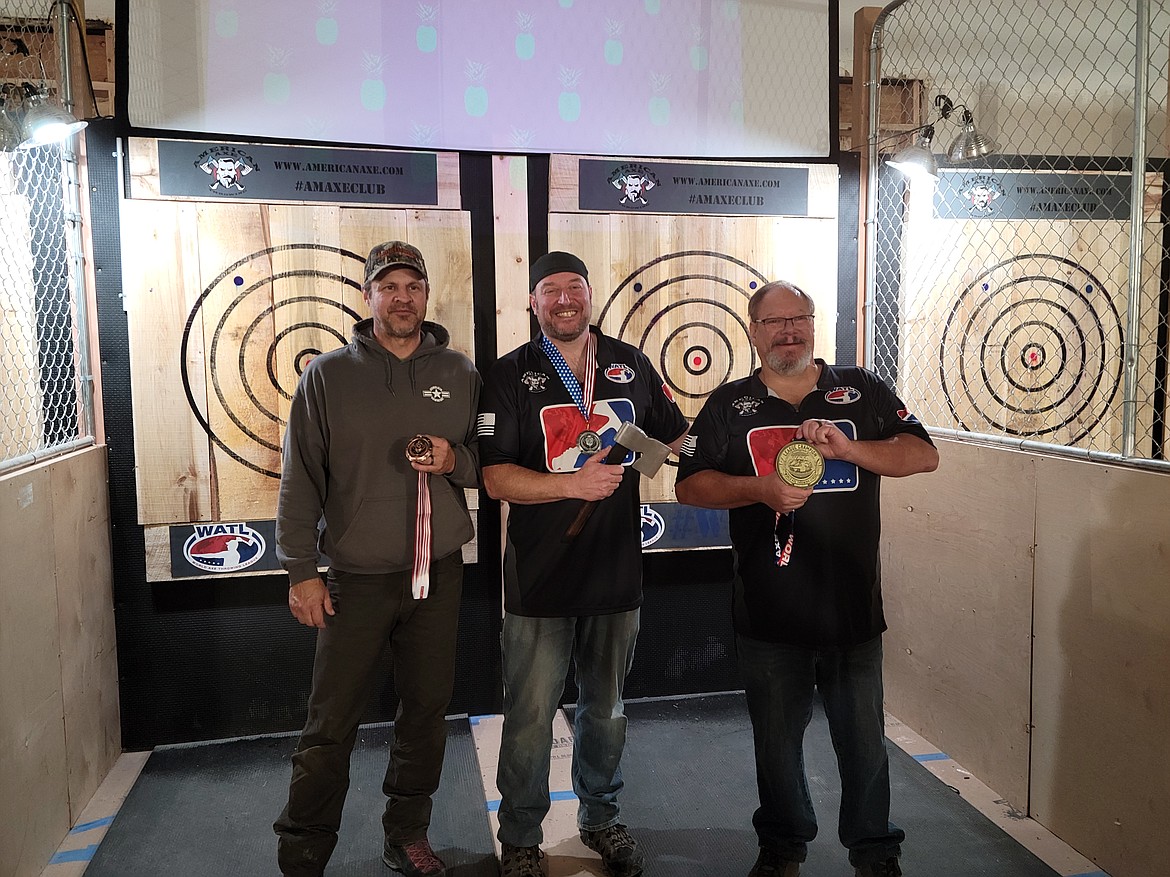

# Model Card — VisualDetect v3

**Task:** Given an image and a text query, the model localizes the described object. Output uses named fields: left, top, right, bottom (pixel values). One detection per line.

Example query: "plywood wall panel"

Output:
left=880, top=439, right=1036, bottom=810
left=1031, top=458, right=1170, bottom=877
left=50, top=447, right=119, bottom=823
left=0, top=466, right=70, bottom=877
left=122, top=199, right=214, bottom=523
left=492, top=155, right=531, bottom=358
left=408, top=209, right=475, bottom=359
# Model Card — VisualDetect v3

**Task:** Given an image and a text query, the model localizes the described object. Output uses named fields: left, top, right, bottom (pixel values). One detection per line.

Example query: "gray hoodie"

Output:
left=276, top=318, right=481, bottom=583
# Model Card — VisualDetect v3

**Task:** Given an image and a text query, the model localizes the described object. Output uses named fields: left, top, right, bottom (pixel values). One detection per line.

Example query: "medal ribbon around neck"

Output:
left=541, top=332, right=598, bottom=429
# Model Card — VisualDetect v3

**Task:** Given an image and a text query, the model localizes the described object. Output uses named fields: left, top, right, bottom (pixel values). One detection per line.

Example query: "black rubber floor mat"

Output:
left=606, top=694, right=1060, bottom=877
left=85, top=718, right=496, bottom=876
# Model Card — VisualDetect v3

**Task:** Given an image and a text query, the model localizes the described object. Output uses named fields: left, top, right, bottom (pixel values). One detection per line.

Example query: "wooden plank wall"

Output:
left=881, top=440, right=1170, bottom=877
left=122, top=200, right=473, bottom=526
left=880, top=438, right=1034, bottom=808
left=546, top=156, right=839, bottom=503
left=1030, top=457, right=1170, bottom=877
left=0, top=447, right=119, bottom=877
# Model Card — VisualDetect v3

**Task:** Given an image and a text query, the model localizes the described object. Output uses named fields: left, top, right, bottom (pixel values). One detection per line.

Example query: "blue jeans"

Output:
left=496, top=609, right=640, bottom=847
left=736, top=633, right=905, bottom=867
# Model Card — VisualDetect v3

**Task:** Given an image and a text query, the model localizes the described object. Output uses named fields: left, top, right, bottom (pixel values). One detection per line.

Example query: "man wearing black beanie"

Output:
left=478, top=251, right=689, bottom=877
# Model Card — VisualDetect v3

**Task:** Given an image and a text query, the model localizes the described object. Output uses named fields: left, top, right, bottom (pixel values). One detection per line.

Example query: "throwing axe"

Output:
left=563, top=420, right=671, bottom=541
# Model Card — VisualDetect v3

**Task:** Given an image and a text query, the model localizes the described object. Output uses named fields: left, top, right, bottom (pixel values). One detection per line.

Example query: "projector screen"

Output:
left=128, top=0, right=830, bottom=158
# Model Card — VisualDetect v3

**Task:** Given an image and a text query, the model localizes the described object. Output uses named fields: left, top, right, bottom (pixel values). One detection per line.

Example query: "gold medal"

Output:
left=774, top=440, right=824, bottom=488
left=406, top=434, right=434, bottom=463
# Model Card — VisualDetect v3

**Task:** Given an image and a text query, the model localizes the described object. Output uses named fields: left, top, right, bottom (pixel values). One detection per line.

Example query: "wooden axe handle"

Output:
left=563, top=442, right=630, bottom=541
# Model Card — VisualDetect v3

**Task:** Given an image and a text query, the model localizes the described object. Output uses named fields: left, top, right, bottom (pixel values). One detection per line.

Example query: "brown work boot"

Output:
left=748, top=846, right=800, bottom=876
left=580, top=824, right=645, bottom=877
left=382, top=837, right=446, bottom=876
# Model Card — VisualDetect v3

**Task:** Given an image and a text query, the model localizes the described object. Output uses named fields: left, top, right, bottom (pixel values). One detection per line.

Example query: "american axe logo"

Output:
left=640, top=504, right=666, bottom=548
left=608, top=163, right=660, bottom=207
left=183, top=523, right=266, bottom=573
left=196, top=147, right=258, bottom=193
left=962, top=175, right=1004, bottom=215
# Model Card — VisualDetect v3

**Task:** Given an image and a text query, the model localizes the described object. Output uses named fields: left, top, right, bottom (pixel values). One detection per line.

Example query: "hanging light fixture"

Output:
left=881, top=94, right=999, bottom=183
left=885, top=125, right=940, bottom=182
left=946, top=108, right=999, bottom=161
left=17, top=88, right=87, bottom=149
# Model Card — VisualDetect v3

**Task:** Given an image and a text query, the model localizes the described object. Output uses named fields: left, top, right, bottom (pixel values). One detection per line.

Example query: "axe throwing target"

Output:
left=181, top=243, right=366, bottom=478
left=940, top=254, right=1124, bottom=444
left=596, top=250, right=766, bottom=419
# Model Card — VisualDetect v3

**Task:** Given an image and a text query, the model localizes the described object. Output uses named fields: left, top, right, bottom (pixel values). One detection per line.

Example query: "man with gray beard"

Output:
left=675, top=280, right=938, bottom=877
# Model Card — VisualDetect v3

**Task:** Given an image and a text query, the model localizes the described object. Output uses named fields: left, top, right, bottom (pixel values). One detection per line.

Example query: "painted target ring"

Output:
left=181, top=244, right=366, bottom=478
left=597, top=250, right=767, bottom=416
left=939, top=254, right=1123, bottom=444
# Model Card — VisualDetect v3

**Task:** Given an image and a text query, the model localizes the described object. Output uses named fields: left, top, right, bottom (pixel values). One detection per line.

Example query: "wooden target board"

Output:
left=897, top=217, right=1162, bottom=453
left=122, top=200, right=473, bottom=525
left=548, top=162, right=839, bottom=503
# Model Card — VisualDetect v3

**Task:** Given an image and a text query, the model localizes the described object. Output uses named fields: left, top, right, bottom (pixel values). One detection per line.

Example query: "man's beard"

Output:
left=539, top=315, right=589, bottom=342
left=766, top=345, right=812, bottom=376
left=385, top=311, right=423, bottom=338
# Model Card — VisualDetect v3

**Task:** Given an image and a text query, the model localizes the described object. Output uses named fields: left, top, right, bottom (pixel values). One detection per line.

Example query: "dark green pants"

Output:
left=274, top=552, right=463, bottom=877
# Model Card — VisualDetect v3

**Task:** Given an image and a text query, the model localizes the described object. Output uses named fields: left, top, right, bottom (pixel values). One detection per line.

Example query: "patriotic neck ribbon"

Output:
left=541, top=332, right=597, bottom=426
left=774, top=511, right=796, bottom=568
left=412, top=471, right=432, bottom=599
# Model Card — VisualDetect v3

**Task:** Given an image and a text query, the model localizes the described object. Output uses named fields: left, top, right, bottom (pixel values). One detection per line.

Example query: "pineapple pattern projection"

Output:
left=360, top=53, right=387, bottom=111
left=416, top=3, right=438, bottom=53
left=316, top=0, right=338, bottom=45
left=464, top=61, right=489, bottom=117
left=214, top=1, right=238, bottom=38
left=558, top=67, right=582, bottom=122
left=515, top=12, right=535, bottom=60
left=690, top=26, right=707, bottom=71
left=648, top=73, right=671, bottom=126
left=603, top=19, right=624, bottom=65
left=263, top=47, right=292, bottom=104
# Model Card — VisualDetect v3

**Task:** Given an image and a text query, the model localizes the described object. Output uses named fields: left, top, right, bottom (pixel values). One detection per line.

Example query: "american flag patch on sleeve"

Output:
left=477, top=412, right=496, bottom=437
left=681, top=434, right=698, bottom=456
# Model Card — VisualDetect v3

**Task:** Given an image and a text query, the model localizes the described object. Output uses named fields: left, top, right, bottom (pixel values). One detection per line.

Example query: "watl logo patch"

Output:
left=184, top=523, right=265, bottom=573
left=640, top=504, right=665, bottom=548
left=825, top=386, right=862, bottom=405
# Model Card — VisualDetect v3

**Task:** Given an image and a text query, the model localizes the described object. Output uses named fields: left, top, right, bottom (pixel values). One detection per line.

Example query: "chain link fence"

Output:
left=1, top=2, right=94, bottom=473
left=867, top=0, right=1170, bottom=464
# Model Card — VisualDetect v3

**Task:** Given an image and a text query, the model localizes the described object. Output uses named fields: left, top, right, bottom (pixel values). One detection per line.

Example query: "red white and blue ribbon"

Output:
left=412, top=471, right=432, bottom=599
left=541, top=331, right=597, bottom=427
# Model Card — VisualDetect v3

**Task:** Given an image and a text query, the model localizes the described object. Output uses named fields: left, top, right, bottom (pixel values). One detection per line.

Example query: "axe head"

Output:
left=614, top=421, right=670, bottom=477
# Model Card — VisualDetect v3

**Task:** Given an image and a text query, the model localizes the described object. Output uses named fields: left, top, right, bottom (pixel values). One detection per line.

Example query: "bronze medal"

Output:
left=406, top=434, right=434, bottom=463
left=774, top=440, right=825, bottom=488
left=576, top=429, right=602, bottom=454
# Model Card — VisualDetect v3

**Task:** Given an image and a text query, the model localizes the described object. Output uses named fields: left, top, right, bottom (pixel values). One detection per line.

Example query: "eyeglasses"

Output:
left=751, top=314, right=814, bottom=330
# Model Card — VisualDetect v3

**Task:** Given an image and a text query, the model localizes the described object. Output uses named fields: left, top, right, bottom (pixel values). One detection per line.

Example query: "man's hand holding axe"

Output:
left=564, top=421, right=673, bottom=541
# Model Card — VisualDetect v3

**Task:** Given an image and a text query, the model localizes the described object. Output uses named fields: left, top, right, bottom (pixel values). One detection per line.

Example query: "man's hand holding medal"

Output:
left=406, top=434, right=456, bottom=476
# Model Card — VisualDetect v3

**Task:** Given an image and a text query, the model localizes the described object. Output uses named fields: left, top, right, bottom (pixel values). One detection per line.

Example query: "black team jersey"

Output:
left=478, top=327, right=688, bottom=617
left=676, top=361, right=933, bottom=649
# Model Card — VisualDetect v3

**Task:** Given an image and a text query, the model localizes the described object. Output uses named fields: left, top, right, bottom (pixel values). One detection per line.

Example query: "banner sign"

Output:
left=156, top=140, right=439, bottom=205
left=579, top=159, right=809, bottom=216
left=936, top=170, right=1131, bottom=220
left=640, top=503, right=730, bottom=552
left=169, top=520, right=281, bottom=578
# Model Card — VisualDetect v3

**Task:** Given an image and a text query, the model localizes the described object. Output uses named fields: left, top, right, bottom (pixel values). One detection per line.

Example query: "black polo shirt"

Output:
left=478, top=327, right=688, bottom=617
left=676, top=361, right=933, bottom=648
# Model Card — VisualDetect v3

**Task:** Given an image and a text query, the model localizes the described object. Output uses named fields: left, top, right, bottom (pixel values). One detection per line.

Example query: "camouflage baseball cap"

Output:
left=364, top=240, right=428, bottom=284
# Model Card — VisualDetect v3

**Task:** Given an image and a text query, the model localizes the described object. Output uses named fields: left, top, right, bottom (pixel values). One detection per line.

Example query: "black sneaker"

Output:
left=748, top=846, right=800, bottom=877
left=855, top=857, right=902, bottom=877
left=500, top=843, right=545, bottom=877
left=579, top=824, right=645, bottom=877
left=382, top=837, right=446, bottom=876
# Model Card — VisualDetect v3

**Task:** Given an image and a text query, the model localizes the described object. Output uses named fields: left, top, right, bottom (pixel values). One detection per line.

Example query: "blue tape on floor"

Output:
left=50, top=845, right=98, bottom=864
left=486, top=790, right=576, bottom=812
left=71, top=816, right=115, bottom=833
left=912, top=752, right=950, bottom=762
left=1067, top=872, right=1110, bottom=877
left=468, top=715, right=498, bottom=725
